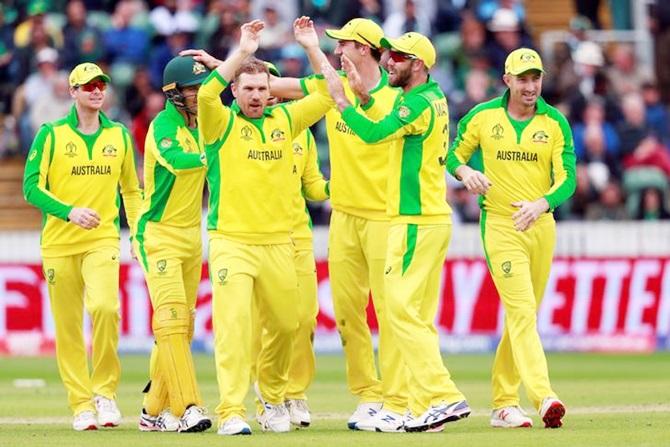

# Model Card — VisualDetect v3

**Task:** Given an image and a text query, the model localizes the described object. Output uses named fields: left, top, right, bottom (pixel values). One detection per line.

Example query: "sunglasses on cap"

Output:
left=388, top=50, right=417, bottom=63
left=78, top=80, right=107, bottom=92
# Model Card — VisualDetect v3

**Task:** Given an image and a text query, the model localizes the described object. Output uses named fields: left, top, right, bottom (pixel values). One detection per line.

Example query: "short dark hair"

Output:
left=234, top=57, right=269, bottom=82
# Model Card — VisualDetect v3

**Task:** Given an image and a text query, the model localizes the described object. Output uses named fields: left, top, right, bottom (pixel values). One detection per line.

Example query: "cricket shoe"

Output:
left=347, top=402, right=382, bottom=430
left=540, top=397, right=566, bottom=428
left=355, top=408, right=405, bottom=432
left=404, top=400, right=471, bottom=432
left=254, top=382, right=290, bottom=432
left=217, top=416, right=252, bottom=435
left=285, top=399, right=311, bottom=428
left=72, top=410, right=98, bottom=431
left=403, top=411, right=444, bottom=433
left=179, top=405, right=212, bottom=433
left=490, top=406, right=533, bottom=428
left=94, top=395, right=121, bottom=427
left=138, top=408, right=180, bottom=432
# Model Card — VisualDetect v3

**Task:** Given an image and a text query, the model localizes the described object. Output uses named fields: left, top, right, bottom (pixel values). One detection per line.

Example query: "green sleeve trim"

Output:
left=341, top=96, right=428, bottom=143
left=447, top=98, right=500, bottom=176
left=361, top=96, right=376, bottom=111
left=325, top=181, right=330, bottom=197
left=544, top=107, right=577, bottom=210
left=401, top=224, right=418, bottom=274
left=299, top=77, right=310, bottom=96
left=23, top=124, right=72, bottom=221
left=206, top=70, right=228, bottom=88
left=153, top=121, right=203, bottom=171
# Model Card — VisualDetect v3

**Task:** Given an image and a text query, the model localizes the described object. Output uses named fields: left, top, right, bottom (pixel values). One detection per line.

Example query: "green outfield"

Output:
left=0, top=353, right=668, bottom=447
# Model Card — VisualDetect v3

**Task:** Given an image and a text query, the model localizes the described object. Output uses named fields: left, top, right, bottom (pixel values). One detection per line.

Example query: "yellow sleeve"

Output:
left=299, top=74, right=337, bottom=109
left=300, top=130, right=329, bottom=201
left=280, top=92, right=331, bottom=140
left=198, top=71, right=233, bottom=146
left=447, top=108, right=482, bottom=176
left=544, top=111, right=577, bottom=210
left=119, top=127, right=142, bottom=233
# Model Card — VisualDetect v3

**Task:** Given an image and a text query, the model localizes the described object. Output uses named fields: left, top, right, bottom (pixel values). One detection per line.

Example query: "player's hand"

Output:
left=321, top=61, right=349, bottom=111
left=293, top=16, right=319, bottom=49
left=179, top=48, right=222, bottom=70
left=342, top=55, right=370, bottom=104
left=456, top=165, right=491, bottom=195
left=511, top=198, right=549, bottom=232
left=68, top=207, right=101, bottom=230
left=239, top=20, right=264, bottom=55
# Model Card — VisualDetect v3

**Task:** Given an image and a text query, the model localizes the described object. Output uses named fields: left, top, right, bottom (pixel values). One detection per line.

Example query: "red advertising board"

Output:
left=1, top=258, right=668, bottom=354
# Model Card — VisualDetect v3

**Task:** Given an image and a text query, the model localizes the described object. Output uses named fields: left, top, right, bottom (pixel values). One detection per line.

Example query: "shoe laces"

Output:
left=265, top=402, right=288, bottom=418
left=95, top=396, right=116, bottom=412
left=290, top=400, right=309, bottom=413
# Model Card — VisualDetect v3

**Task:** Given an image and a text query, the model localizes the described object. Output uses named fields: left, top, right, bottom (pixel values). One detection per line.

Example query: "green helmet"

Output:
left=163, top=55, right=210, bottom=89
left=162, top=55, right=210, bottom=111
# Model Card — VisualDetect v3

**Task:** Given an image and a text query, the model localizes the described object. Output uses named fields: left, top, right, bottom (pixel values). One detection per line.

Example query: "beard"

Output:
left=389, top=65, right=412, bottom=88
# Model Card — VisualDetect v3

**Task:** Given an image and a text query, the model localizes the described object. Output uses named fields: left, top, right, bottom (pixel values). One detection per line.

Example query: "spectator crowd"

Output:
left=0, top=0, right=669, bottom=223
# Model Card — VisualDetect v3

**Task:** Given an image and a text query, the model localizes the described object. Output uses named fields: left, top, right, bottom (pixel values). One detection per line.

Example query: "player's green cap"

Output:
left=264, top=61, right=281, bottom=77
left=381, top=32, right=436, bottom=69
left=325, top=18, right=384, bottom=49
left=28, top=0, right=49, bottom=16
left=504, top=48, right=544, bottom=75
left=69, top=62, right=111, bottom=87
left=162, top=55, right=210, bottom=89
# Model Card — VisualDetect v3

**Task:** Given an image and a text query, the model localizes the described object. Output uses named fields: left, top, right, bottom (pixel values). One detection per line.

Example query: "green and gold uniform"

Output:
left=23, top=106, right=141, bottom=415
left=447, top=90, right=576, bottom=411
left=252, top=128, right=328, bottom=405
left=134, top=101, right=206, bottom=418
left=198, top=71, right=330, bottom=423
left=340, top=77, right=465, bottom=416
left=301, top=69, right=409, bottom=412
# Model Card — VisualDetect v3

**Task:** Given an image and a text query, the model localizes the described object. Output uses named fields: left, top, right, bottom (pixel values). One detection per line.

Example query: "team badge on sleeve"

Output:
left=160, top=138, right=173, bottom=149
left=397, top=105, right=411, bottom=119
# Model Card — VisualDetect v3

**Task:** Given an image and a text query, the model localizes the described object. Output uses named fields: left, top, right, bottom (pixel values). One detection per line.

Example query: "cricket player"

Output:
left=23, top=63, right=141, bottom=431
left=270, top=18, right=409, bottom=431
left=322, top=32, right=471, bottom=432
left=249, top=61, right=329, bottom=429
left=447, top=48, right=575, bottom=429
left=134, top=55, right=211, bottom=433
left=192, top=19, right=331, bottom=436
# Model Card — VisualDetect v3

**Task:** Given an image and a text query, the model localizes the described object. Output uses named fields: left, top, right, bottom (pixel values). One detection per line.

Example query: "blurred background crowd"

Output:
left=0, top=0, right=669, bottom=227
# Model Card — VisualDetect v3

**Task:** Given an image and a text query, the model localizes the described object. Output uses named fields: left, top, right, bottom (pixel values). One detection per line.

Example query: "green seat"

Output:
left=622, top=167, right=669, bottom=217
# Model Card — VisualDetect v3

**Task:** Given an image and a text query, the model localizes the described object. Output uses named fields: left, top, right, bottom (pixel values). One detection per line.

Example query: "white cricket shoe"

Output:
left=254, top=382, right=290, bottom=432
left=217, top=416, right=252, bottom=435
left=94, top=395, right=121, bottom=427
left=355, top=408, right=405, bottom=432
left=179, top=405, right=212, bottom=433
left=404, top=400, right=471, bottom=432
left=138, top=408, right=180, bottom=432
left=403, top=411, right=444, bottom=433
left=72, top=410, right=98, bottom=431
left=540, top=397, right=566, bottom=428
left=347, top=402, right=382, bottom=430
left=490, top=406, right=533, bottom=428
left=285, top=399, right=311, bottom=428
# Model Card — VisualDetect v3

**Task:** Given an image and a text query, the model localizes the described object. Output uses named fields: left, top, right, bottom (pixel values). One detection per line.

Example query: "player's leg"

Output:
left=253, top=243, right=299, bottom=433
left=483, top=214, right=556, bottom=417
left=81, top=245, right=122, bottom=427
left=363, top=218, right=408, bottom=415
left=43, top=254, right=96, bottom=424
left=329, top=210, right=382, bottom=406
left=140, top=342, right=177, bottom=432
left=385, top=224, right=469, bottom=432
left=210, top=238, right=256, bottom=434
left=284, top=247, right=319, bottom=427
left=528, top=217, right=565, bottom=428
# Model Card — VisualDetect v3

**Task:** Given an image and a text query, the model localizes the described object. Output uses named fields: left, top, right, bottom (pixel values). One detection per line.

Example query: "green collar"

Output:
left=163, top=101, right=188, bottom=126
left=230, top=100, right=273, bottom=117
left=369, top=67, right=391, bottom=95
left=403, top=75, right=439, bottom=98
left=65, top=104, right=113, bottom=129
left=501, top=89, right=548, bottom=115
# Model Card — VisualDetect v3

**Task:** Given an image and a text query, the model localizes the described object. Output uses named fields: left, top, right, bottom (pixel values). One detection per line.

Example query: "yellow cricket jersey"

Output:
left=447, top=90, right=576, bottom=216
left=300, top=69, right=400, bottom=220
left=340, top=77, right=451, bottom=224
left=135, top=101, right=206, bottom=269
left=291, top=128, right=328, bottom=249
left=23, top=106, right=141, bottom=257
left=198, top=71, right=330, bottom=244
